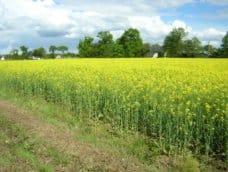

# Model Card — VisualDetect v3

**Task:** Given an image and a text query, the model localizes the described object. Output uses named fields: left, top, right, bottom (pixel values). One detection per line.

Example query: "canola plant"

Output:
left=0, top=58, right=227, bottom=159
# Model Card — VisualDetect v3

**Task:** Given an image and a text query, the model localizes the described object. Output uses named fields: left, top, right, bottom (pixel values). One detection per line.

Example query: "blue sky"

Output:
left=0, top=0, right=227, bottom=54
left=161, top=2, right=228, bottom=30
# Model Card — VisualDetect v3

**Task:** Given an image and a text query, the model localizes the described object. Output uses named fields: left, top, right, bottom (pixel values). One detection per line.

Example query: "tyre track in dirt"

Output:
left=0, top=100, right=147, bottom=172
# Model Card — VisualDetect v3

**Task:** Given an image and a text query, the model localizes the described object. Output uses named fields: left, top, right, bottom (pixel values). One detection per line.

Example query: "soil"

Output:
left=0, top=101, right=146, bottom=172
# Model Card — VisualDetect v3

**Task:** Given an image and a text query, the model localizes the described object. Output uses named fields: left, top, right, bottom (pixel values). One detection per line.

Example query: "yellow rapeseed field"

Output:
left=0, top=58, right=227, bottom=158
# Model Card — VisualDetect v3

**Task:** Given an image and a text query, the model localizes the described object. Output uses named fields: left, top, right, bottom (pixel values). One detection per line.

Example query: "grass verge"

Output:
left=0, top=88, right=226, bottom=171
left=0, top=112, right=85, bottom=171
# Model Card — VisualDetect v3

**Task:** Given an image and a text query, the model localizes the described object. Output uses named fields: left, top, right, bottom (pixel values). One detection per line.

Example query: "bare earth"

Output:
left=0, top=101, right=146, bottom=172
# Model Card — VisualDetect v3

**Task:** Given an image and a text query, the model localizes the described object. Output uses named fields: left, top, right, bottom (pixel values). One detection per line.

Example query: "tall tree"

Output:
left=204, top=44, right=218, bottom=57
left=163, top=27, right=187, bottom=57
left=58, top=46, right=68, bottom=55
left=192, top=37, right=203, bottom=56
left=113, top=42, right=125, bottom=57
left=141, top=43, right=151, bottom=57
left=20, top=46, right=28, bottom=58
left=182, top=37, right=202, bottom=57
left=10, top=49, right=19, bottom=59
left=118, top=28, right=143, bottom=57
left=49, top=45, right=57, bottom=57
left=221, top=31, right=228, bottom=57
left=33, top=47, right=46, bottom=57
left=78, top=37, right=95, bottom=57
left=97, top=31, right=114, bottom=57
left=182, top=40, right=195, bottom=57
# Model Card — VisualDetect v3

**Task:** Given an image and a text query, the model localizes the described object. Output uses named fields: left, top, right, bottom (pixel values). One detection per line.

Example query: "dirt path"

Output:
left=0, top=101, right=145, bottom=172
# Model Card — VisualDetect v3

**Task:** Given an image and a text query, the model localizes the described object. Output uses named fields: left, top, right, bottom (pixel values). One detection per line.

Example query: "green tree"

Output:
left=20, top=46, right=29, bottom=59
left=118, top=28, right=143, bottom=57
left=215, top=48, right=223, bottom=57
left=49, top=45, right=57, bottom=57
left=221, top=31, right=228, bottom=57
left=204, top=44, right=217, bottom=57
left=113, top=42, right=125, bottom=57
left=58, top=45, right=68, bottom=55
left=182, top=37, right=202, bottom=57
left=10, top=49, right=19, bottom=59
left=33, top=47, right=46, bottom=57
left=78, top=37, right=95, bottom=57
left=141, top=43, right=151, bottom=57
left=192, top=37, right=203, bottom=56
left=163, top=27, right=187, bottom=57
left=97, top=31, right=114, bottom=57
left=182, top=40, right=195, bottom=57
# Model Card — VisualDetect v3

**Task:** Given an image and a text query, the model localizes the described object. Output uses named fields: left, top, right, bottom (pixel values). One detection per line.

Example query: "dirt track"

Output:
left=0, top=101, right=145, bottom=172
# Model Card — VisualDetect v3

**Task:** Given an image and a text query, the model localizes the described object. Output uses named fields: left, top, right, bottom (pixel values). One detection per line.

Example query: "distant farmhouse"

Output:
left=1, top=56, right=5, bottom=60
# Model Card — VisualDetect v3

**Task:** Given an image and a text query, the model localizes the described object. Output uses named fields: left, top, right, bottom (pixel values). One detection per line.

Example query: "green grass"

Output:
left=0, top=89, right=155, bottom=164
left=0, top=112, right=73, bottom=171
left=1, top=88, right=227, bottom=171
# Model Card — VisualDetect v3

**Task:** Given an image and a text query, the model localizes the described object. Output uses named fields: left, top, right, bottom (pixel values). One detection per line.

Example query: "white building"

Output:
left=1, top=56, right=5, bottom=60
left=153, top=53, right=158, bottom=58
left=32, top=56, right=41, bottom=60
left=56, top=55, right=62, bottom=59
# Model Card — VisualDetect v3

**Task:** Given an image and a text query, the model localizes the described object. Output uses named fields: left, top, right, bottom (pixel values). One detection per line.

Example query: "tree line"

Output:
left=78, top=27, right=228, bottom=58
left=2, top=27, right=228, bottom=59
left=5, top=45, right=76, bottom=60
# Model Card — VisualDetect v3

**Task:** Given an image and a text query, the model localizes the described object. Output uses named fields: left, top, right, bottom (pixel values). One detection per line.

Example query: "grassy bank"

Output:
left=0, top=89, right=227, bottom=171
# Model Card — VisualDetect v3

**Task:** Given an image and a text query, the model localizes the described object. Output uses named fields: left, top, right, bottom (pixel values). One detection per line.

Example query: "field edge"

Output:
left=0, top=88, right=227, bottom=171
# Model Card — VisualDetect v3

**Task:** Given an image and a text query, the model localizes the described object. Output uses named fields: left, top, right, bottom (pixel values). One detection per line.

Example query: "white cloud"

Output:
left=62, top=0, right=195, bottom=11
left=195, top=28, right=225, bottom=40
left=128, top=16, right=170, bottom=43
left=127, top=16, right=194, bottom=43
left=172, top=20, right=192, bottom=32
left=149, top=0, right=194, bottom=8
left=194, top=28, right=225, bottom=47
left=204, top=0, right=228, bottom=5
left=1, top=0, right=73, bottom=26
left=0, top=0, right=227, bottom=53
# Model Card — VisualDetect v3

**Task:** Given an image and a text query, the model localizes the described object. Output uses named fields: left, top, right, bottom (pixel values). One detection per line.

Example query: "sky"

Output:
left=0, top=0, right=227, bottom=54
